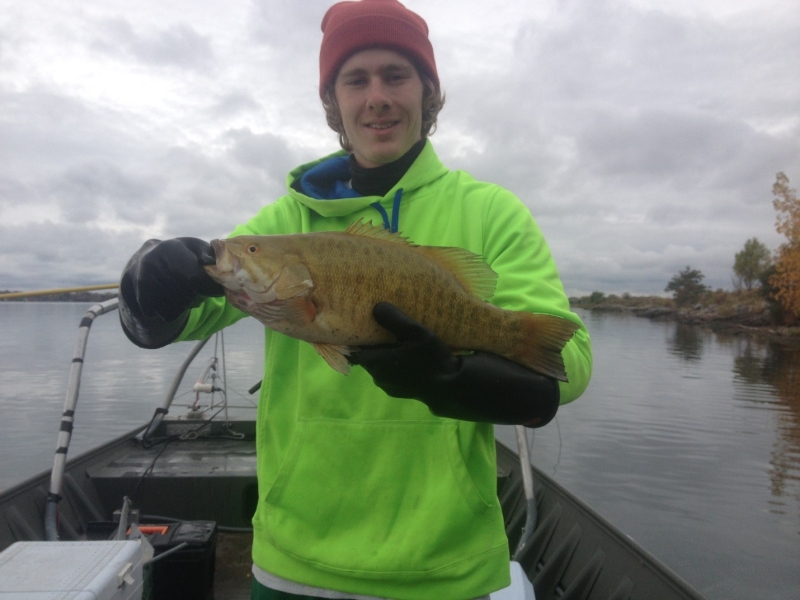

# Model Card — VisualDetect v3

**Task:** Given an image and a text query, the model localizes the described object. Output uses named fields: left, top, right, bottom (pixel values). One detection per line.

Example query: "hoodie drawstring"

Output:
left=370, top=188, right=404, bottom=233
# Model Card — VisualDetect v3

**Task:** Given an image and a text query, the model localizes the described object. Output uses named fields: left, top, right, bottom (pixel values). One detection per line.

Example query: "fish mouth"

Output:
left=203, top=240, right=242, bottom=290
left=209, top=239, right=225, bottom=263
left=206, top=239, right=240, bottom=274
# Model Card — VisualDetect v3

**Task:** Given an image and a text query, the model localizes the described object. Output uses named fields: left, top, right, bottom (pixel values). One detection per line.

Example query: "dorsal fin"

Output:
left=416, top=246, right=497, bottom=300
left=344, top=219, right=416, bottom=246
left=344, top=219, right=496, bottom=301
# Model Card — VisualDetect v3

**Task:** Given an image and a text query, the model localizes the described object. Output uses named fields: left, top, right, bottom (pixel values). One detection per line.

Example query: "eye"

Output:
left=247, top=244, right=260, bottom=254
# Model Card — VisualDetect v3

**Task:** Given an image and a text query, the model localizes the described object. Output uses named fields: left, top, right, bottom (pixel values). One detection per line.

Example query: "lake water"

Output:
left=1, top=302, right=798, bottom=599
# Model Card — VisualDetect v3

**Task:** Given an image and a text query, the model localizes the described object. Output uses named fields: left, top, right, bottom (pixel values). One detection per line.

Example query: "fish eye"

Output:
left=247, top=244, right=260, bottom=254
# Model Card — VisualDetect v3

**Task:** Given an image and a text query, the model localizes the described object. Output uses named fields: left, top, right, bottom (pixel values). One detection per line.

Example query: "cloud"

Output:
left=249, top=0, right=328, bottom=49
left=148, top=143, right=286, bottom=239
left=48, top=160, right=161, bottom=225
left=92, top=18, right=214, bottom=71
left=210, top=91, right=262, bottom=118
left=224, top=128, right=299, bottom=175
left=0, top=86, right=168, bottom=222
left=0, top=221, right=145, bottom=289
left=424, top=0, right=798, bottom=295
left=0, top=82, right=298, bottom=286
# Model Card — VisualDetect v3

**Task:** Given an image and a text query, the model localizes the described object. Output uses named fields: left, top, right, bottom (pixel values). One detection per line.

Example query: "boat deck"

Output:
left=87, top=431, right=260, bottom=598
left=87, top=421, right=260, bottom=530
left=215, top=531, right=255, bottom=599
left=0, top=418, right=708, bottom=600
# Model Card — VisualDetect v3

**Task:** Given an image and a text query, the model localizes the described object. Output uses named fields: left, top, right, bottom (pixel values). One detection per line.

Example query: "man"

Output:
left=118, top=1, right=592, bottom=599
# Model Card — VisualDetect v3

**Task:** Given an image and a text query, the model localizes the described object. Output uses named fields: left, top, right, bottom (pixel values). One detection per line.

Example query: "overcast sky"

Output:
left=1, top=0, right=798, bottom=296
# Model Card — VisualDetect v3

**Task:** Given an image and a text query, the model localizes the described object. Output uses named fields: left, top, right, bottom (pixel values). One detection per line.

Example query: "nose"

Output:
left=366, top=80, right=391, bottom=111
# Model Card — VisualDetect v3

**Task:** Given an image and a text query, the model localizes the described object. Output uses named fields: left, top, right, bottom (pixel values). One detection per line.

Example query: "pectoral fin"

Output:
left=312, top=343, right=351, bottom=375
left=249, top=295, right=316, bottom=325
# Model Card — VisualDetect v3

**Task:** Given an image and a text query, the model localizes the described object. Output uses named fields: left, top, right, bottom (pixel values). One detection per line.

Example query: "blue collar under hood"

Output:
left=286, top=140, right=448, bottom=232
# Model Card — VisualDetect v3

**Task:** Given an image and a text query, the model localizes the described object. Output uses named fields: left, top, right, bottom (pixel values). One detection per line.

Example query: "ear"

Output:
left=322, top=85, right=351, bottom=152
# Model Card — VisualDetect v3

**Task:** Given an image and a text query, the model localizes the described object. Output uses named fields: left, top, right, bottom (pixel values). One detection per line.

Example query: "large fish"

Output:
left=204, top=220, right=579, bottom=381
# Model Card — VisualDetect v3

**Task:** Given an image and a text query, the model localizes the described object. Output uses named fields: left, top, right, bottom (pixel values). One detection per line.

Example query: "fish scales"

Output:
left=204, top=220, right=579, bottom=380
left=302, top=232, right=481, bottom=347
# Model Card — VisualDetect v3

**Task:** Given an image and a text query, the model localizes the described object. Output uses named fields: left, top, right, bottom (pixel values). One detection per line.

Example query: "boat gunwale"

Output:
left=496, top=440, right=707, bottom=600
left=0, top=424, right=147, bottom=505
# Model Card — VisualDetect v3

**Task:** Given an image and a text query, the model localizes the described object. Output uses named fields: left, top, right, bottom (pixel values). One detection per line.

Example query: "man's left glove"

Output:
left=349, top=303, right=560, bottom=427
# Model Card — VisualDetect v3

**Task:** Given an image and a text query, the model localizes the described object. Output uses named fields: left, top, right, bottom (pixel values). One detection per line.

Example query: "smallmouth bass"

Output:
left=204, top=220, right=578, bottom=380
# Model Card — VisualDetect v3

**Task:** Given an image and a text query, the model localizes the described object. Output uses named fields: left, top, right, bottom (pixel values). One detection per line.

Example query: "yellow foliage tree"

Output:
left=770, top=172, right=800, bottom=321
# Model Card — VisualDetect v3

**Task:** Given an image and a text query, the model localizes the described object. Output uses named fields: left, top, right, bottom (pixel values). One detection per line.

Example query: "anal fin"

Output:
left=312, top=343, right=351, bottom=375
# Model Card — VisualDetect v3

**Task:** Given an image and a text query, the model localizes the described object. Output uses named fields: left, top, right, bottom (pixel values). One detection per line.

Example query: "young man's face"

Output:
left=334, top=48, right=424, bottom=168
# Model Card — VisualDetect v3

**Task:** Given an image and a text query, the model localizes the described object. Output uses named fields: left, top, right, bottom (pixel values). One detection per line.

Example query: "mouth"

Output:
left=365, top=120, right=400, bottom=132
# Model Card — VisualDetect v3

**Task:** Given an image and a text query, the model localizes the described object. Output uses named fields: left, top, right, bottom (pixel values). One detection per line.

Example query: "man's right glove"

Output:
left=118, top=238, right=224, bottom=349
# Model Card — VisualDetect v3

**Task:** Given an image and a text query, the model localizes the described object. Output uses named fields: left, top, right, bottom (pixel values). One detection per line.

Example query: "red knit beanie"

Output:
left=319, top=0, right=439, bottom=97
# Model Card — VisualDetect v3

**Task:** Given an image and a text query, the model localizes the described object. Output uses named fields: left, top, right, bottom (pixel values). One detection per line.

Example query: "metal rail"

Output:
left=42, top=297, right=214, bottom=539
left=44, top=298, right=120, bottom=540
left=141, top=337, right=211, bottom=442
left=512, top=425, right=538, bottom=561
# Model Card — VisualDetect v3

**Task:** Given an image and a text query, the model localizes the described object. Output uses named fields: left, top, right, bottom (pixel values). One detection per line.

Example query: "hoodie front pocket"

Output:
left=263, top=419, right=502, bottom=577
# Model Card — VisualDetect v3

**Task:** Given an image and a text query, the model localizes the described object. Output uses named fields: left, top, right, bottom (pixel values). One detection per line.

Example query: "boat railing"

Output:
left=44, top=298, right=120, bottom=541
left=140, top=337, right=211, bottom=441
left=42, top=296, right=217, bottom=541
left=512, top=425, right=538, bottom=561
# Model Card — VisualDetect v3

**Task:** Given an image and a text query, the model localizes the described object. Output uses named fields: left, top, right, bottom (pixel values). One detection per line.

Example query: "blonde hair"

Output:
left=322, top=73, right=445, bottom=153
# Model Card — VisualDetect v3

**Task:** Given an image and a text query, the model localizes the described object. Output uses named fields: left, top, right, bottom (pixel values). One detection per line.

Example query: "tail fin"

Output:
left=511, top=313, right=580, bottom=382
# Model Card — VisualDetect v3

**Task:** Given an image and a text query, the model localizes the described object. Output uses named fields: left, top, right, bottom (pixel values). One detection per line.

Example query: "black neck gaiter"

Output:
left=349, top=139, right=426, bottom=197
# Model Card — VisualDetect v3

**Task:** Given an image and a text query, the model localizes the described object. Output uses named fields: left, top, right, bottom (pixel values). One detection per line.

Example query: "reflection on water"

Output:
left=668, top=323, right=706, bottom=361
left=730, top=337, right=800, bottom=513
left=660, top=320, right=800, bottom=518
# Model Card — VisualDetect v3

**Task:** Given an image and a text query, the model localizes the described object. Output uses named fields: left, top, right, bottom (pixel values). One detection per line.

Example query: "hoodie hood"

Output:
left=286, top=139, right=448, bottom=219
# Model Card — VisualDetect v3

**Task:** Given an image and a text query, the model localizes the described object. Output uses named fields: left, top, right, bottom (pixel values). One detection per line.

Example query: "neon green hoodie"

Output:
left=178, top=141, right=592, bottom=599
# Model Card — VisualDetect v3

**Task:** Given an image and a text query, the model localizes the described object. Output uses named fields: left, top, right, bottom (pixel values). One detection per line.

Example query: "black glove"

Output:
left=349, top=303, right=560, bottom=427
left=118, top=238, right=224, bottom=349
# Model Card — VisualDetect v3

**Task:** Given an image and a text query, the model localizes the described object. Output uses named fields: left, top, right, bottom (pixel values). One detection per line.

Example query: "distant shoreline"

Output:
left=570, top=292, right=800, bottom=343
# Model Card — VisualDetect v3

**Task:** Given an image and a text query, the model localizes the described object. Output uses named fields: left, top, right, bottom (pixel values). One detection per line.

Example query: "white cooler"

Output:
left=490, top=561, right=536, bottom=600
left=0, top=540, right=147, bottom=600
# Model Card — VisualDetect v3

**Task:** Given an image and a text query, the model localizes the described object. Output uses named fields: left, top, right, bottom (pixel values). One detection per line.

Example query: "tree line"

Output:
left=665, top=172, right=799, bottom=323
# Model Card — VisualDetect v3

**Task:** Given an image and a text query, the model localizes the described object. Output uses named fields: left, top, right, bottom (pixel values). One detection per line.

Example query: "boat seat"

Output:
left=88, top=436, right=258, bottom=528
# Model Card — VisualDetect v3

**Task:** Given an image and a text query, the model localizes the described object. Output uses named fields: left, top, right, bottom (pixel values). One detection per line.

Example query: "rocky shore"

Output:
left=570, top=293, right=800, bottom=343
